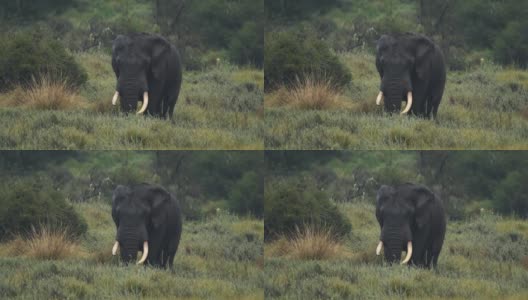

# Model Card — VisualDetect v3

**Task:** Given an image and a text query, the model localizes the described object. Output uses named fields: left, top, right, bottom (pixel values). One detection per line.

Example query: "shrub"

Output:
left=0, top=31, right=87, bottom=91
left=0, top=177, right=87, bottom=240
left=264, top=176, right=351, bottom=239
left=264, top=30, right=351, bottom=91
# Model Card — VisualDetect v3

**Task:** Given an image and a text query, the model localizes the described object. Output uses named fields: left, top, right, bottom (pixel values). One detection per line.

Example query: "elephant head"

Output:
left=375, top=34, right=435, bottom=114
left=111, top=185, right=168, bottom=264
left=111, top=34, right=171, bottom=114
left=375, top=184, right=436, bottom=265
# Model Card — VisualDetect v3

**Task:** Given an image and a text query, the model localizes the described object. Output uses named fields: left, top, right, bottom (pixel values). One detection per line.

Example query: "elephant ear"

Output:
left=149, top=187, right=170, bottom=229
left=412, top=36, right=434, bottom=80
left=412, top=186, right=434, bottom=229
left=150, top=37, right=170, bottom=80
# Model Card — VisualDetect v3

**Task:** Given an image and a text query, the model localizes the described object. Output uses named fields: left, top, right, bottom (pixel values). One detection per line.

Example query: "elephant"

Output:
left=111, top=33, right=182, bottom=120
left=111, top=183, right=182, bottom=268
left=375, top=33, right=446, bottom=119
left=375, top=183, right=446, bottom=268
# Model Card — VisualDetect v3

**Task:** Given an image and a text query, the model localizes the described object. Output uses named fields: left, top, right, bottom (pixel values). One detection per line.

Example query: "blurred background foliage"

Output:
left=265, top=0, right=528, bottom=88
left=0, top=151, right=263, bottom=240
left=265, top=151, right=528, bottom=237
left=0, top=0, right=263, bottom=89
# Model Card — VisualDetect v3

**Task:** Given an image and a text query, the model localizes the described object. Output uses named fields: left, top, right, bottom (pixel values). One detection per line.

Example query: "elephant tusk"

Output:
left=137, top=241, right=149, bottom=265
left=112, top=241, right=119, bottom=256
left=376, top=241, right=383, bottom=256
left=137, top=92, right=148, bottom=114
left=401, top=91, right=412, bottom=114
left=401, top=241, right=413, bottom=265
left=112, top=91, right=119, bottom=106
left=376, top=91, right=383, bottom=106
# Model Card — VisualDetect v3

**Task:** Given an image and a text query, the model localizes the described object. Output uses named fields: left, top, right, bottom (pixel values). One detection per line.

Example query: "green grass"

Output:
left=265, top=51, right=528, bottom=149
left=265, top=202, right=528, bottom=299
left=0, top=202, right=264, bottom=299
left=0, top=52, right=263, bottom=150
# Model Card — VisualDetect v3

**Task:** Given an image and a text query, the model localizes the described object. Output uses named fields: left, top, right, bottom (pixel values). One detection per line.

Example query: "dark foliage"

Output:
left=0, top=31, right=87, bottom=90
left=0, top=177, right=87, bottom=240
left=264, top=176, right=352, bottom=240
left=264, top=30, right=351, bottom=90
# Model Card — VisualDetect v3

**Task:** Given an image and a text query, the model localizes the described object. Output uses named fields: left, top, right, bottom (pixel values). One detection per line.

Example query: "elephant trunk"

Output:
left=119, top=77, right=142, bottom=113
left=382, top=228, right=405, bottom=264
left=383, top=76, right=411, bottom=114
left=120, top=239, right=139, bottom=264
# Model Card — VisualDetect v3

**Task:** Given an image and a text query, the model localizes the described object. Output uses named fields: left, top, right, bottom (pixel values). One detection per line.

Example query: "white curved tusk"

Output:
left=112, top=241, right=119, bottom=256
left=401, top=241, right=413, bottom=265
left=112, top=91, right=119, bottom=106
left=137, top=241, right=149, bottom=265
left=137, top=92, right=148, bottom=114
left=376, top=91, right=384, bottom=106
left=401, top=91, right=412, bottom=114
left=376, top=241, right=383, bottom=256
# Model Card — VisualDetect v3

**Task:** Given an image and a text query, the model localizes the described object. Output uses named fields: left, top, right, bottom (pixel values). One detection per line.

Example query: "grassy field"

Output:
left=0, top=202, right=264, bottom=299
left=265, top=202, right=528, bottom=299
left=0, top=52, right=264, bottom=150
left=265, top=51, right=528, bottom=149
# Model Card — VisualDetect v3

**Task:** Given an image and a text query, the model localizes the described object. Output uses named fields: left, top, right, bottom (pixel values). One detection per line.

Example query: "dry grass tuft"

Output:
left=1, top=225, right=84, bottom=260
left=0, top=75, right=86, bottom=110
left=266, top=76, right=350, bottom=110
left=267, top=226, right=350, bottom=260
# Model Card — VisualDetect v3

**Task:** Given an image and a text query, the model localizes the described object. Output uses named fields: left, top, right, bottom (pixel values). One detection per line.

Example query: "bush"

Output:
left=264, top=30, right=351, bottom=90
left=0, top=31, right=87, bottom=91
left=0, top=177, right=87, bottom=240
left=264, top=176, right=351, bottom=239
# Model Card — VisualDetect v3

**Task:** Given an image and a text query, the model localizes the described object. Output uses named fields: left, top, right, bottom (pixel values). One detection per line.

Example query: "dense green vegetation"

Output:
left=265, top=176, right=351, bottom=239
left=264, top=151, right=528, bottom=299
left=264, top=30, right=351, bottom=90
left=264, top=0, right=528, bottom=150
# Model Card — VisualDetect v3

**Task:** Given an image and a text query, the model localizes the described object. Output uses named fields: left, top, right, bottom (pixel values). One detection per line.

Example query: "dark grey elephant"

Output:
left=375, top=183, right=446, bottom=268
left=375, top=33, right=446, bottom=119
left=111, top=183, right=182, bottom=269
left=111, top=33, right=182, bottom=119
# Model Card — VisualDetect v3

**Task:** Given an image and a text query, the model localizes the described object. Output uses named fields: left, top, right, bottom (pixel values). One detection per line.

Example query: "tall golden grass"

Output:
left=1, top=225, right=83, bottom=260
left=266, top=76, right=349, bottom=110
left=266, top=225, right=350, bottom=260
left=0, top=75, right=85, bottom=110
